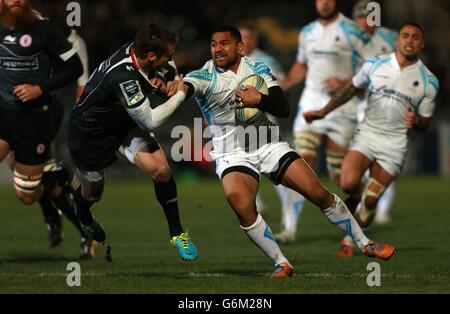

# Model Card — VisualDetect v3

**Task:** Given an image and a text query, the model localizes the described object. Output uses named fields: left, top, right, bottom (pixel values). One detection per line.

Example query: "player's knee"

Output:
left=81, top=186, right=103, bottom=203
left=16, top=190, right=39, bottom=205
left=294, top=132, right=320, bottom=159
left=13, top=170, right=42, bottom=205
left=84, top=192, right=102, bottom=203
left=226, top=191, right=255, bottom=212
left=151, top=165, right=171, bottom=183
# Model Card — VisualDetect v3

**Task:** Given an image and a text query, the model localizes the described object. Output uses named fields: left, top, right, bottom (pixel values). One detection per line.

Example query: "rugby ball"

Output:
left=235, top=74, right=268, bottom=124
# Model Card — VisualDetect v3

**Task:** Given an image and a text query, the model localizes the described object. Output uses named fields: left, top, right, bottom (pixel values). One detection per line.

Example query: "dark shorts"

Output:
left=68, top=121, right=160, bottom=172
left=0, top=106, right=59, bottom=165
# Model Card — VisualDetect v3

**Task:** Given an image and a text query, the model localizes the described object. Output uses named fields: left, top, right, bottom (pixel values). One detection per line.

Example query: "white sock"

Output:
left=342, top=234, right=354, bottom=246
left=275, top=185, right=305, bottom=231
left=377, top=183, right=395, bottom=216
left=323, top=194, right=370, bottom=250
left=241, top=214, right=290, bottom=265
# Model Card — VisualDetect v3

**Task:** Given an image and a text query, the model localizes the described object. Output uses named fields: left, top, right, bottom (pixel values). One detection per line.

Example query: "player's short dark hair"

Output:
left=211, top=25, right=242, bottom=43
left=399, top=22, right=425, bottom=38
left=133, top=23, right=177, bottom=58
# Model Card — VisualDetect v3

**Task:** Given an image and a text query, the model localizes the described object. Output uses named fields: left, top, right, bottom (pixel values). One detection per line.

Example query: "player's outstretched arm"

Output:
left=127, top=75, right=186, bottom=130
left=303, top=81, right=360, bottom=123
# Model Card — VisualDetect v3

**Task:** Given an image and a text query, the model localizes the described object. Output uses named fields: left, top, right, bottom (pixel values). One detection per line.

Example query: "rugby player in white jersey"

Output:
left=353, top=0, right=398, bottom=227
left=304, top=22, right=438, bottom=256
left=170, top=25, right=395, bottom=278
left=278, top=0, right=377, bottom=243
left=239, top=22, right=304, bottom=233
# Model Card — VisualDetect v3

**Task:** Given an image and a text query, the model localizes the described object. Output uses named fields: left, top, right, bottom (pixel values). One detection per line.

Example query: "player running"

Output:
left=68, top=23, right=198, bottom=261
left=178, top=25, right=395, bottom=278
left=304, top=23, right=438, bottom=255
left=277, top=0, right=377, bottom=243
left=0, top=0, right=89, bottom=254
left=353, top=0, right=399, bottom=227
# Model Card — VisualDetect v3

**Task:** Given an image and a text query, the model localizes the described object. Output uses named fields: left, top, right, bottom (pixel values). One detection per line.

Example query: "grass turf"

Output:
left=0, top=176, right=449, bottom=293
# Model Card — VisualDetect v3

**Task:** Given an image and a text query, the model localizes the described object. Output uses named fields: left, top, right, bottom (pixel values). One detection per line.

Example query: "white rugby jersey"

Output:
left=352, top=53, right=439, bottom=136
left=185, top=56, right=279, bottom=154
left=297, top=13, right=377, bottom=95
left=372, top=27, right=398, bottom=55
left=248, top=48, right=285, bottom=79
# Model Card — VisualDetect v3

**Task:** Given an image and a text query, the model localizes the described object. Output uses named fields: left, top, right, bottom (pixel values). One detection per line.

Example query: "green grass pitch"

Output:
left=0, top=176, right=449, bottom=293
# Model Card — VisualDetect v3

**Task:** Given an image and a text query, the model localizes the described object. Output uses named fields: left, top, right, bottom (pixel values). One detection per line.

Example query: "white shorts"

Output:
left=213, top=142, right=299, bottom=185
left=293, top=88, right=358, bottom=147
left=118, top=128, right=160, bottom=164
left=350, top=128, right=408, bottom=177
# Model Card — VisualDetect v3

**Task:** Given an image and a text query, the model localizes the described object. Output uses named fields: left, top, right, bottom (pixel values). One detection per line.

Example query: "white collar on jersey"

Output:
left=391, top=52, right=423, bottom=72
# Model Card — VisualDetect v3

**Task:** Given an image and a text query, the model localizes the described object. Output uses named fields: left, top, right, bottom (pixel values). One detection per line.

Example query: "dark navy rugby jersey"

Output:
left=72, top=43, right=174, bottom=136
left=0, top=18, right=76, bottom=111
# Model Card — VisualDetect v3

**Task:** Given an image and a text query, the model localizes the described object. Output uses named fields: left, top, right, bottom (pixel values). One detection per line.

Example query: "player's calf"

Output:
left=355, top=178, right=386, bottom=228
left=326, top=151, right=345, bottom=186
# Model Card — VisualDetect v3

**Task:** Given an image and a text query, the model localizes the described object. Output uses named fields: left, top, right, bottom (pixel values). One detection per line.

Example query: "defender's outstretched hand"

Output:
left=166, top=74, right=185, bottom=97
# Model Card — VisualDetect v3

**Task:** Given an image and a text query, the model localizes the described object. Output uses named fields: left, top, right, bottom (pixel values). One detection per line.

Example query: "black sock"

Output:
left=39, top=195, right=60, bottom=221
left=153, top=176, right=183, bottom=237
left=51, top=191, right=87, bottom=237
left=74, top=187, right=94, bottom=225
left=41, top=171, right=58, bottom=195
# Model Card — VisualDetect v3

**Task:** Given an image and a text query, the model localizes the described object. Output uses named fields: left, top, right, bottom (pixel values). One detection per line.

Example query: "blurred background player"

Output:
left=304, top=22, right=438, bottom=257
left=277, top=0, right=377, bottom=243
left=182, top=25, right=395, bottom=278
left=0, top=0, right=85, bottom=254
left=353, top=0, right=398, bottom=226
left=68, top=24, right=199, bottom=261
left=3, top=5, right=93, bottom=257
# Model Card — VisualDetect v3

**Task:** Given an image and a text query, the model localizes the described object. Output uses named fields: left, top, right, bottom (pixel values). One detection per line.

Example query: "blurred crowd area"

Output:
left=31, top=0, right=450, bottom=177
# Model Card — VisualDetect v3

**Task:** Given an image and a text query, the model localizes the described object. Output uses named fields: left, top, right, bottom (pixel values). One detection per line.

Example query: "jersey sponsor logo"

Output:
left=0, top=57, right=39, bottom=70
left=36, top=144, right=46, bottom=155
left=119, top=80, right=145, bottom=107
left=19, top=34, right=32, bottom=48
left=3, top=35, right=17, bottom=44
left=212, top=89, right=231, bottom=97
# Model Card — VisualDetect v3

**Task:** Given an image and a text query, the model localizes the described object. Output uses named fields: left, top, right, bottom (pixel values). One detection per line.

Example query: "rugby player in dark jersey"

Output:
left=0, top=0, right=92, bottom=256
left=68, top=23, right=198, bottom=261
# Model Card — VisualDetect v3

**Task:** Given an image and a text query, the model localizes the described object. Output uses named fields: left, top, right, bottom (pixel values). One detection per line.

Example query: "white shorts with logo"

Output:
left=212, top=142, right=299, bottom=185
left=293, top=88, right=358, bottom=147
left=350, top=127, right=408, bottom=177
